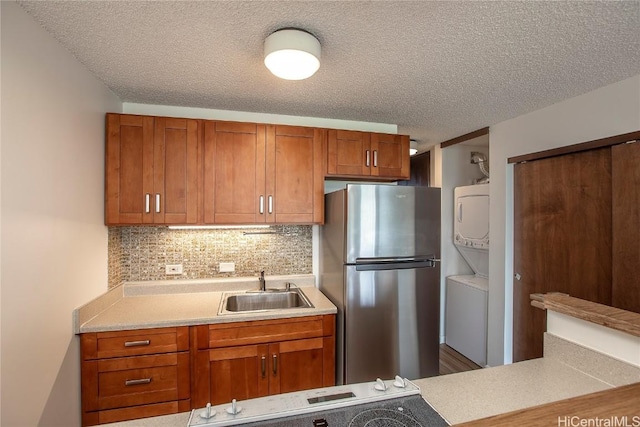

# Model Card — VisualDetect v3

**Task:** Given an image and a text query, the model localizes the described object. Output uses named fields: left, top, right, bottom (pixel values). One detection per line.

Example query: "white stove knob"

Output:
left=393, top=375, right=406, bottom=388
left=226, top=398, right=242, bottom=415
left=374, top=378, right=387, bottom=391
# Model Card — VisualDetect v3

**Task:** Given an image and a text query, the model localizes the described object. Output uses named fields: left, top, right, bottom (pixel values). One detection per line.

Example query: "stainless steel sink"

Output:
left=221, top=288, right=314, bottom=313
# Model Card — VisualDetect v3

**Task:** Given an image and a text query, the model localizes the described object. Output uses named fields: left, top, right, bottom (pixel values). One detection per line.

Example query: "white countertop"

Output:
left=75, top=275, right=336, bottom=333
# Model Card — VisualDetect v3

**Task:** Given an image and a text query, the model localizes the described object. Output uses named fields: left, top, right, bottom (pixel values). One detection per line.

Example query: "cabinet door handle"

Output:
left=259, top=196, right=265, bottom=214
left=268, top=196, right=273, bottom=214
left=365, top=150, right=371, bottom=167
left=373, top=150, right=378, bottom=167
left=124, top=340, right=150, bottom=347
left=261, top=356, right=266, bottom=378
left=145, top=194, right=150, bottom=213
left=272, top=354, right=278, bottom=375
left=155, top=194, right=161, bottom=213
left=125, top=378, right=152, bottom=386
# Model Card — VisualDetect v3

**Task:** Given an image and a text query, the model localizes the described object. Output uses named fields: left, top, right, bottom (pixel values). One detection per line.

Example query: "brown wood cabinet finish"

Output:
left=513, top=148, right=612, bottom=362
left=191, top=315, right=335, bottom=407
left=326, top=129, right=409, bottom=180
left=105, top=114, right=200, bottom=225
left=612, top=141, right=640, bottom=313
left=80, top=327, right=190, bottom=426
left=105, top=114, right=154, bottom=224
left=203, top=122, right=324, bottom=224
left=267, top=125, right=325, bottom=224
left=203, top=121, right=266, bottom=224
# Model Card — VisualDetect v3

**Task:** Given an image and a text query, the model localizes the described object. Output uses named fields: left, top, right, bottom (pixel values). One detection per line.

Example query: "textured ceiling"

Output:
left=17, top=1, right=640, bottom=149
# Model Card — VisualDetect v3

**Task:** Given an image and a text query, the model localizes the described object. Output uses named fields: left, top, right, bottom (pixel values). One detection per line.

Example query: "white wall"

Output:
left=439, top=143, right=488, bottom=341
left=123, top=103, right=397, bottom=134
left=0, top=3, right=122, bottom=426
left=488, top=74, right=640, bottom=367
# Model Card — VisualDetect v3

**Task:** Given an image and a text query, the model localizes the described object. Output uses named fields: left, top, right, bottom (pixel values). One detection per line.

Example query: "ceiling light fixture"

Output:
left=409, top=139, right=419, bottom=156
left=264, top=28, right=321, bottom=80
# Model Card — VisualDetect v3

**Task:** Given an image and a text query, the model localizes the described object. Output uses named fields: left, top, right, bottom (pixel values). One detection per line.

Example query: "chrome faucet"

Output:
left=258, top=271, right=266, bottom=291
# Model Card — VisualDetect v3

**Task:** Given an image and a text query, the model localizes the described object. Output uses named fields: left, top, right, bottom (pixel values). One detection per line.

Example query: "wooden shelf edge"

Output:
left=453, top=382, right=640, bottom=427
left=530, top=293, right=640, bottom=337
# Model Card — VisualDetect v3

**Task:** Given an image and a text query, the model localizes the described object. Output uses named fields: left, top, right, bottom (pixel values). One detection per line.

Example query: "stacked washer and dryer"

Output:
left=445, top=184, right=489, bottom=367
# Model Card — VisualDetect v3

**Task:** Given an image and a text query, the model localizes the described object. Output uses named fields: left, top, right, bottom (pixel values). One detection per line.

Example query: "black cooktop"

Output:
left=243, top=395, right=449, bottom=427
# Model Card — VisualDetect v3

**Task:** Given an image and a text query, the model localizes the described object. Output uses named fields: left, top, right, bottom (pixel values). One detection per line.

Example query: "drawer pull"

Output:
left=124, top=340, right=150, bottom=347
left=125, top=378, right=152, bottom=386
left=272, top=354, right=278, bottom=375
left=261, top=356, right=266, bottom=378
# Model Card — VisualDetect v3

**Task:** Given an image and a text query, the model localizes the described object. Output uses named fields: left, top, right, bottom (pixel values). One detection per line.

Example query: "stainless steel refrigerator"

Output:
left=320, top=184, right=441, bottom=385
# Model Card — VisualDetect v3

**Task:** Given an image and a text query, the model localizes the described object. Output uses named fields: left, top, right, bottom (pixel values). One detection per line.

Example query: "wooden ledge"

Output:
left=530, top=293, right=640, bottom=337
left=454, top=382, right=640, bottom=426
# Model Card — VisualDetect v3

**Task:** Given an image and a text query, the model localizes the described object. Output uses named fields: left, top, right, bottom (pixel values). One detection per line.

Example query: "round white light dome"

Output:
left=264, top=29, right=321, bottom=80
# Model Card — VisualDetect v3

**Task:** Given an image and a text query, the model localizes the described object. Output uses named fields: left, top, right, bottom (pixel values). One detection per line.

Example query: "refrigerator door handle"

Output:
left=355, top=256, right=438, bottom=264
left=355, top=260, right=439, bottom=271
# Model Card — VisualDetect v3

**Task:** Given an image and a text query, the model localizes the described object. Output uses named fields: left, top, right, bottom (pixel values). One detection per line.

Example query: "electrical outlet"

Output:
left=219, top=262, right=235, bottom=272
left=165, top=264, right=183, bottom=275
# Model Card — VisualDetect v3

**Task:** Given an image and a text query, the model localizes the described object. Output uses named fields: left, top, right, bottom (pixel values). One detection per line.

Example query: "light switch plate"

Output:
left=219, top=262, right=235, bottom=272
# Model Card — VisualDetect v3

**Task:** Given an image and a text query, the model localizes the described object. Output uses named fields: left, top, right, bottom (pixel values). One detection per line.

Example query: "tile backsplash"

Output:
left=108, top=225, right=313, bottom=288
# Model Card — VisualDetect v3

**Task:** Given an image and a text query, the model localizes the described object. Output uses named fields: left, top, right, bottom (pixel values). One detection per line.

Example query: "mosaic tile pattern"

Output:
left=108, top=225, right=313, bottom=287
left=108, top=228, right=123, bottom=289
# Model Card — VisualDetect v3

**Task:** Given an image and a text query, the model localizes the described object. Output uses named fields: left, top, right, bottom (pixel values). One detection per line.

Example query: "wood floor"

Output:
left=439, top=344, right=483, bottom=375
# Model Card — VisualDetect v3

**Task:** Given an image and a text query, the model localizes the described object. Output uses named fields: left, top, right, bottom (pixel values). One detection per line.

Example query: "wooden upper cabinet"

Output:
left=203, top=121, right=266, bottom=224
left=154, top=117, right=200, bottom=224
left=105, top=114, right=200, bottom=225
left=106, top=114, right=154, bottom=224
left=327, top=130, right=371, bottom=176
left=326, top=129, right=409, bottom=180
left=203, top=122, right=324, bottom=224
left=370, top=133, right=410, bottom=178
left=267, top=125, right=325, bottom=224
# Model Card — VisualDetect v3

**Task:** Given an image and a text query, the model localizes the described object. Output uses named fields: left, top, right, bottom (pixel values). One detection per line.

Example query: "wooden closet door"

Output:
left=203, top=121, right=266, bottom=224
left=153, top=117, right=200, bottom=224
left=513, top=148, right=612, bottom=362
left=612, top=141, right=640, bottom=313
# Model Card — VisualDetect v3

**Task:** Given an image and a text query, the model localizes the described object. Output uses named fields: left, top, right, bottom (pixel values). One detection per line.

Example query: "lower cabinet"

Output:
left=191, top=315, right=335, bottom=406
left=80, top=327, right=190, bottom=426
left=79, top=315, right=336, bottom=425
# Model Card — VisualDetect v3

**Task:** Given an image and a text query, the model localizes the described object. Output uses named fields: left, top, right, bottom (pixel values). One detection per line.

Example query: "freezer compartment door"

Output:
left=344, top=264, right=440, bottom=384
left=345, top=185, right=441, bottom=264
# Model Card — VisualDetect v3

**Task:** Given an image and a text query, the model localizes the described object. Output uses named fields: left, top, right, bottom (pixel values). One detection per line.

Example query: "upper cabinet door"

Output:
left=326, top=130, right=371, bottom=177
left=370, top=133, right=409, bottom=179
left=105, top=114, right=154, bottom=225
left=153, top=117, right=200, bottom=224
left=106, top=114, right=200, bottom=225
left=203, top=121, right=267, bottom=224
left=266, top=125, right=325, bottom=224
left=326, top=130, right=410, bottom=180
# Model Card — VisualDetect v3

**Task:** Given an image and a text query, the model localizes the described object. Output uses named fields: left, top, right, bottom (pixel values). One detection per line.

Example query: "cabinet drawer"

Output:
left=206, top=316, right=326, bottom=348
left=81, top=326, right=189, bottom=360
left=82, top=400, right=191, bottom=426
left=82, top=352, right=190, bottom=412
